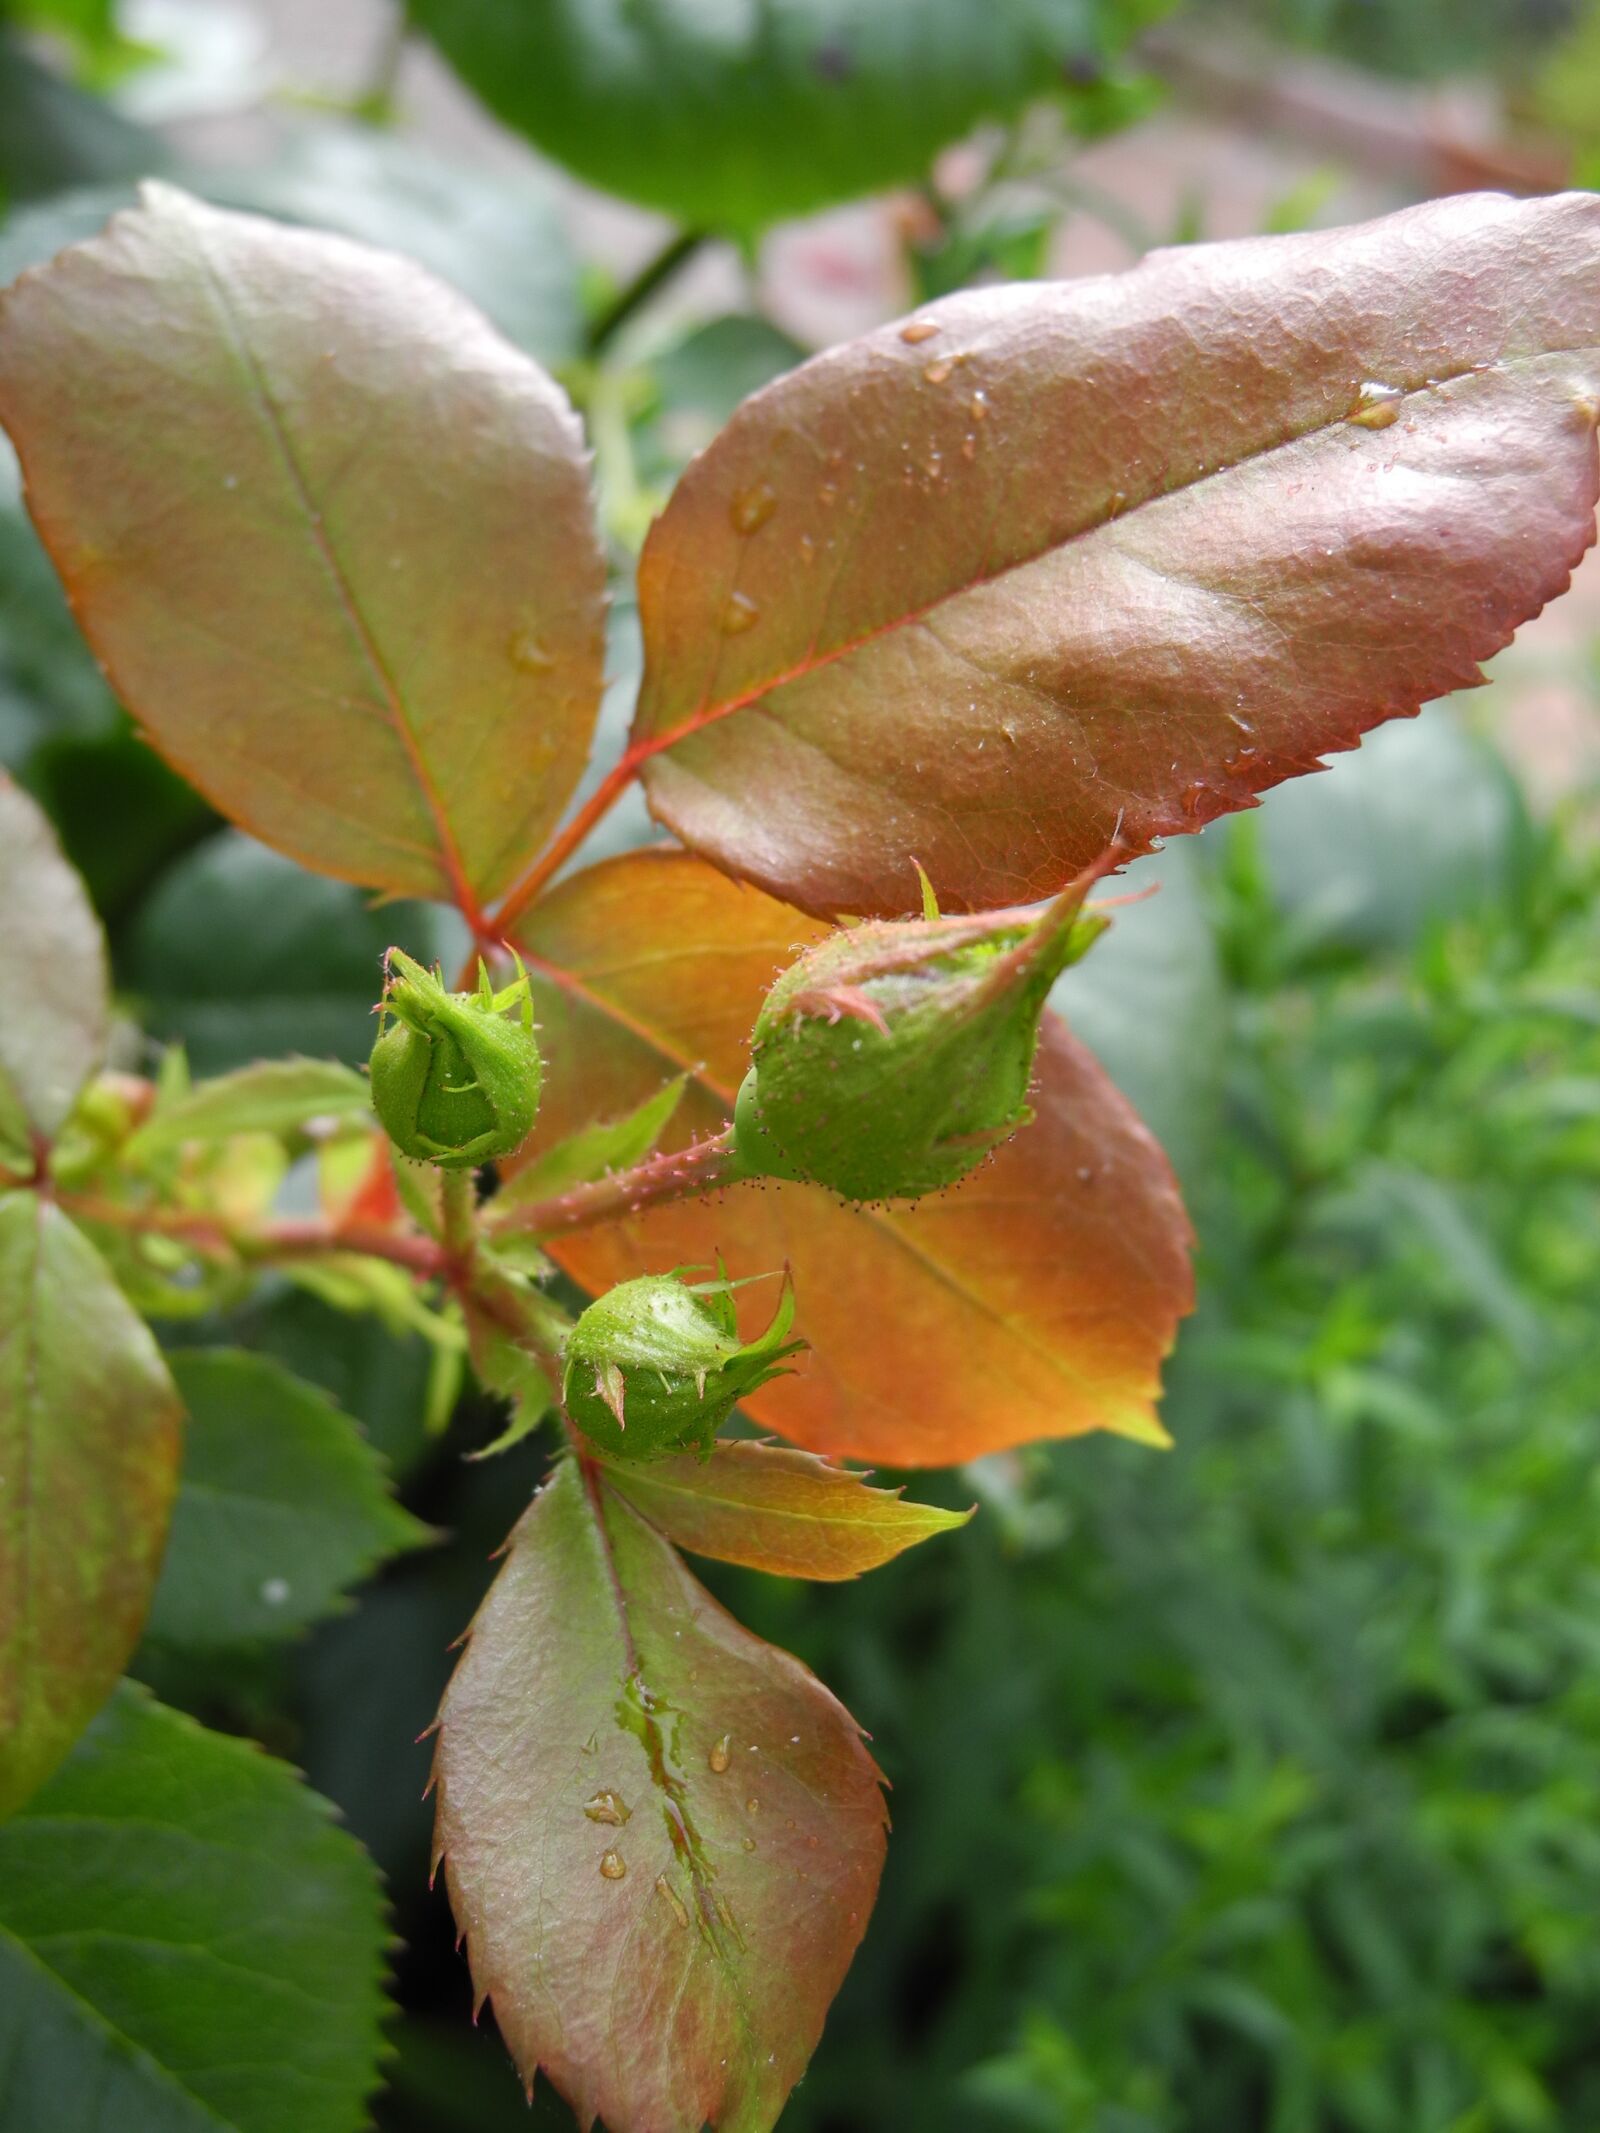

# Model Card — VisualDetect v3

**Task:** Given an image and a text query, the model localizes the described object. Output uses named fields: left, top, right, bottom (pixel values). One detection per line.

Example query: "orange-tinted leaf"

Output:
left=432, top=1456, right=886, bottom=2133
left=634, top=191, right=1600, bottom=917
left=0, top=1194, right=181, bottom=1815
left=0, top=185, right=605, bottom=916
left=0, top=776, right=107, bottom=1158
left=602, top=1439, right=971, bottom=1580
left=513, top=849, right=1193, bottom=1466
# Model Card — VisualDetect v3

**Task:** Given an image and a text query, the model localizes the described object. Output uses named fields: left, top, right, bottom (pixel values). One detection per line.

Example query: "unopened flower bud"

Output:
left=563, top=1270, right=802, bottom=1463
left=369, top=950, right=541, bottom=1170
left=733, top=872, right=1109, bottom=1203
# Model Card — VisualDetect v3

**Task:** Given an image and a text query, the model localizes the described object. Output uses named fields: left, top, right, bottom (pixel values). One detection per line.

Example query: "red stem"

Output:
left=52, top=1190, right=448, bottom=1277
left=487, top=1128, right=740, bottom=1241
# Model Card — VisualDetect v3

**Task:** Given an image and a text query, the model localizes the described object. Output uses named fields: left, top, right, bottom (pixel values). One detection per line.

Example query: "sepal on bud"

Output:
left=733, top=864, right=1112, bottom=1203
left=369, top=950, right=542, bottom=1170
left=563, top=1269, right=803, bottom=1463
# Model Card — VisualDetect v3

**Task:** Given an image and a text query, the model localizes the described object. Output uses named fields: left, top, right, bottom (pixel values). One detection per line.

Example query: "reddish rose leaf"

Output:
left=0, top=1194, right=182, bottom=1816
left=0, top=777, right=107, bottom=1160
left=601, top=1439, right=971, bottom=1580
left=0, top=184, right=606, bottom=919
left=633, top=191, right=1600, bottom=917
left=512, top=849, right=1193, bottom=1466
left=432, top=1456, right=886, bottom=2133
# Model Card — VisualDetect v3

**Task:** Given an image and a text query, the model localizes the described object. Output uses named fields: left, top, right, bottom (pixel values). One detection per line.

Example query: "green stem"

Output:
left=439, top=1168, right=478, bottom=1269
left=586, top=229, right=710, bottom=357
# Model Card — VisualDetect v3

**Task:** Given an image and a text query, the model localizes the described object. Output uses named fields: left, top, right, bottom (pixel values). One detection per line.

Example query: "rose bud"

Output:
left=369, top=949, right=541, bottom=1170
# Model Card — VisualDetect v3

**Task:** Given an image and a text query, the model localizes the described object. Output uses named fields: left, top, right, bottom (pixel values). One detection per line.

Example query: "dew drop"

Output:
left=798, top=533, right=817, bottom=564
left=721, top=591, right=760, bottom=635
left=923, top=359, right=955, bottom=386
left=583, top=1790, right=631, bottom=1826
left=1347, top=381, right=1404, bottom=429
left=970, top=389, right=990, bottom=421
left=817, top=482, right=839, bottom=508
left=900, top=319, right=940, bottom=345
left=656, top=1873, right=691, bottom=1929
left=742, top=1836, right=757, bottom=1853
left=509, top=630, right=554, bottom=672
left=1228, top=710, right=1254, bottom=734
left=730, top=482, right=777, bottom=535
left=599, top=1850, right=626, bottom=1880
left=1107, top=490, right=1128, bottom=518
left=709, top=1734, right=732, bottom=1774
left=746, top=1797, right=760, bottom=1815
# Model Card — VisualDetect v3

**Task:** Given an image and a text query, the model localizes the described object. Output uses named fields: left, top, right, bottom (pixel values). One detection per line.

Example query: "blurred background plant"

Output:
left=2, top=1, right=1598, bottom=2127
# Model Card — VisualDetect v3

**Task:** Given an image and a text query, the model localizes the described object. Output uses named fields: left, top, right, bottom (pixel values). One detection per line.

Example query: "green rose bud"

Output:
left=733, top=871, right=1110, bottom=1203
left=369, top=949, right=542, bottom=1170
left=563, top=1269, right=803, bottom=1463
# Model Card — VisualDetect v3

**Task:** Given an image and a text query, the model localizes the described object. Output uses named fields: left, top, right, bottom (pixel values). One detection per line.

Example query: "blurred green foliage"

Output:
left=1205, top=0, right=1575, bottom=79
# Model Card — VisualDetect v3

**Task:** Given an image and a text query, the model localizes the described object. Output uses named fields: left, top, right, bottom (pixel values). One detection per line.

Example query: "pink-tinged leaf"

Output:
left=432, top=1456, right=887, bottom=2133
left=633, top=191, right=1600, bottom=917
left=0, top=777, right=107, bottom=1160
left=0, top=1194, right=182, bottom=1816
left=601, top=1439, right=971, bottom=1580
left=0, top=184, right=606, bottom=919
left=512, top=849, right=1193, bottom=1466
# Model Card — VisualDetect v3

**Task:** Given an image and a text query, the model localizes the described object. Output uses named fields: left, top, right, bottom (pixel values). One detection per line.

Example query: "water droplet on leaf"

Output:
left=709, top=1734, right=732, bottom=1774
left=923, top=359, right=955, bottom=386
left=721, top=591, right=760, bottom=635
left=599, top=1850, right=626, bottom=1880
left=900, top=320, right=940, bottom=345
left=583, top=1790, right=631, bottom=1825
left=509, top=631, right=554, bottom=672
left=1346, top=381, right=1404, bottom=429
left=730, top=482, right=777, bottom=535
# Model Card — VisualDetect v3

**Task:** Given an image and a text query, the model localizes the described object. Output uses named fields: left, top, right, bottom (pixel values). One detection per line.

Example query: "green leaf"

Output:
left=144, top=1348, right=429, bottom=1652
left=602, top=1439, right=971, bottom=1580
left=0, top=35, right=170, bottom=207
left=433, top=1457, right=888, bottom=2132
left=123, top=833, right=439, bottom=1077
left=128, top=1058, right=371, bottom=1161
left=0, top=183, right=606, bottom=915
left=487, top=1073, right=687, bottom=1220
left=0, top=1680, right=389, bottom=2132
left=407, top=0, right=1146, bottom=234
left=0, top=1194, right=181, bottom=1817
left=634, top=191, right=1600, bottom=918
left=0, top=774, right=107, bottom=1153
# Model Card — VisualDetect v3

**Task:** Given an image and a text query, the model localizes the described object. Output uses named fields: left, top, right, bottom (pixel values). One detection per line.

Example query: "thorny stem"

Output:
left=586, top=229, right=710, bottom=358
left=487, top=1127, right=741, bottom=1241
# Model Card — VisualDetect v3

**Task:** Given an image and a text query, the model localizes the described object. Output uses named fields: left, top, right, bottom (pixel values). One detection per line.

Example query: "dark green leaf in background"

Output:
left=408, top=0, right=1156, bottom=234
left=0, top=1681, right=389, bottom=2132
left=144, top=1348, right=429, bottom=1652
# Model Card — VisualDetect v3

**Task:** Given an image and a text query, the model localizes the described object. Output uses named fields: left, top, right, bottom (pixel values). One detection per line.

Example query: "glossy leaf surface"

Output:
left=636, top=192, right=1600, bottom=917
left=0, top=1682, right=389, bottom=2132
left=514, top=850, right=1192, bottom=1465
left=408, top=0, right=1139, bottom=234
left=0, top=774, right=107, bottom=1153
left=0, top=185, right=606, bottom=913
left=0, top=1194, right=181, bottom=1816
left=145, top=1349, right=428, bottom=1651
left=602, top=1439, right=971, bottom=1580
left=432, top=1457, right=887, bottom=2133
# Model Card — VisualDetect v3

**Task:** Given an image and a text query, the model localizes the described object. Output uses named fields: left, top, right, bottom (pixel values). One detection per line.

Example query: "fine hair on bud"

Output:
left=733, top=855, right=1118, bottom=1203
